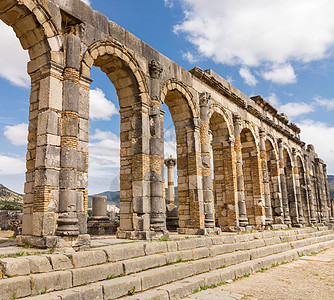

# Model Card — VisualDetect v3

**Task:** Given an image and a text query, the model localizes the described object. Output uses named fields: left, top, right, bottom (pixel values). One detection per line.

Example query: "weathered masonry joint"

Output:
left=1, top=0, right=332, bottom=248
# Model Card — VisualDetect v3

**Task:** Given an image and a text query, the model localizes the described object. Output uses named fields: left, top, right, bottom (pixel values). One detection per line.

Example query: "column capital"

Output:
left=149, top=60, right=163, bottom=79
left=164, top=156, right=177, bottom=168
left=233, top=114, right=242, bottom=126
left=199, top=92, right=211, bottom=106
left=259, top=128, right=266, bottom=138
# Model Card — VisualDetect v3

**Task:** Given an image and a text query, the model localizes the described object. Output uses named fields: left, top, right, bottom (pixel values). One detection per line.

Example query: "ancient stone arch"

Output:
left=209, top=108, right=236, bottom=228
left=4, top=0, right=330, bottom=247
left=160, top=80, right=206, bottom=233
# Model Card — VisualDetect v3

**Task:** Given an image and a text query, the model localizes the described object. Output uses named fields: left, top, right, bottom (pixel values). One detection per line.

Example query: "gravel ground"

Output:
left=184, top=247, right=334, bottom=300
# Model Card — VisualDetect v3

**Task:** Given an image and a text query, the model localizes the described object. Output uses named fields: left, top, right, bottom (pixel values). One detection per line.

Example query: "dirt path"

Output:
left=184, top=247, right=334, bottom=300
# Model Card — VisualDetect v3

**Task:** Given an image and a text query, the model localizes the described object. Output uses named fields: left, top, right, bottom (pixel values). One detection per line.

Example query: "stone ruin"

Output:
left=0, top=0, right=333, bottom=248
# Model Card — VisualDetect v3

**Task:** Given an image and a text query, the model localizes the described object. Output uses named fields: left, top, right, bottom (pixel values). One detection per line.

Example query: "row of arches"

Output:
left=2, top=1, right=332, bottom=247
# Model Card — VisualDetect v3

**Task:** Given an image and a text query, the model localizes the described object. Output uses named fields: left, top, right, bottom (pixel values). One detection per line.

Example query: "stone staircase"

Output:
left=0, top=227, right=333, bottom=300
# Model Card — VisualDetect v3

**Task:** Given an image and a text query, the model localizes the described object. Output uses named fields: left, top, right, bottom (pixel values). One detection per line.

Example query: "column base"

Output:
left=239, top=218, right=249, bottom=227
left=177, top=227, right=220, bottom=235
left=16, top=234, right=90, bottom=249
left=271, top=224, right=289, bottom=230
left=116, top=230, right=169, bottom=240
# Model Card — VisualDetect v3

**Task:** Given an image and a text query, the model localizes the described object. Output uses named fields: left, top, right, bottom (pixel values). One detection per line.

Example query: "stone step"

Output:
left=0, top=227, right=331, bottom=280
left=10, top=232, right=333, bottom=300
left=122, top=240, right=334, bottom=300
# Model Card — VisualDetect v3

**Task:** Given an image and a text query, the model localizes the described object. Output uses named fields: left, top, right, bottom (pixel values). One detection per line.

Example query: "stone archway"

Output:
left=240, top=128, right=265, bottom=227
left=209, top=108, right=237, bottom=228
left=283, top=148, right=299, bottom=225
left=0, top=0, right=65, bottom=247
left=264, top=138, right=284, bottom=224
left=81, top=39, right=154, bottom=239
left=297, top=155, right=310, bottom=225
left=160, top=80, right=205, bottom=233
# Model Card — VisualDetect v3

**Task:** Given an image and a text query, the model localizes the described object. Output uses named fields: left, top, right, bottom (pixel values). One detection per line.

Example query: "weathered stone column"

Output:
left=233, top=114, right=248, bottom=227
left=322, top=164, right=334, bottom=223
left=164, top=157, right=177, bottom=205
left=278, top=139, right=291, bottom=225
left=315, top=158, right=328, bottom=223
left=200, top=93, right=215, bottom=229
left=268, top=153, right=284, bottom=224
left=259, top=129, right=273, bottom=225
left=56, top=34, right=81, bottom=237
left=164, top=156, right=179, bottom=231
left=187, top=122, right=205, bottom=232
left=292, top=149, right=305, bottom=225
left=149, top=61, right=166, bottom=234
left=323, top=164, right=334, bottom=223
left=91, top=196, right=108, bottom=218
left=304, top=153, right=317, bottom=224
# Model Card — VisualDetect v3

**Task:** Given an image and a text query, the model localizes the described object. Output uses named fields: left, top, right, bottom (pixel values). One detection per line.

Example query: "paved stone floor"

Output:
left=183, top=247, right=334, bottom=300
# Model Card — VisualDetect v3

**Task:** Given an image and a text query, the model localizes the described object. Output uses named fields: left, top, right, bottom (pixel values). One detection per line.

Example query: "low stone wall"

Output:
left=0, top=210, right=22, bottom=230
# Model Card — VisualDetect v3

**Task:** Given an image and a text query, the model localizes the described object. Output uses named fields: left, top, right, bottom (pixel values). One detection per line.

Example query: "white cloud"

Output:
left=89, top=88, right=118, bottom=120
left=0, top=155, right=26, bottom=175
left=314, top=96, right=334, bottom=110
left=89, top=129, right=120, bottom=176
left=239, top=67, right=257, bottom=86
left=4, top=123, right=28, bottom=146
left=81, top=0, right=91, bottom=5
left=0, top=22, right=29, bottom=87
left=164, top=127, right=176, bottom=158
left=175, top=0, right=334, bottom=84
left=298, top=120, right=334, bottom=174
left=267, top=93, right=280, bottom=107
left=279, top=102, right=314, bottom=118
left=262, top=64, right=297, bottom=84
left=89, top=129, right=120, bottom=192
left=265, top=93, right=314, bottom=118
left=182, top=51, right=198, bottom=64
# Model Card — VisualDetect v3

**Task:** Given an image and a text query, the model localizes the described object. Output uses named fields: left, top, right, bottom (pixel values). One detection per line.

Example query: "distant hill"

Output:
left=0, top=184, right=23, bottom=210
left=328, top=175, right=334, bottom=198
left=88, top=191, right=120, bottom=208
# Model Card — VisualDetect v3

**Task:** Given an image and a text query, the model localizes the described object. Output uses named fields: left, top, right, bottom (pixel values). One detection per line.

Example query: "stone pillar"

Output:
left=323, top=164, right=334, bottom=223
left=148, top=61, right=167, bottom=234
left=56, top=34, right=81, bottom=237
left=164, top=157, right=179, bottom=231
left=278, top=139, right=291, bottom=225
left=165, top=157, right=177, bottom=205
left=315, top=159, right=328, bottom=223
left=304, top=153, right=317, bottom=224
left=259, top=129, right=273, bottom=225
left=199, top=93, right=215, bottom=229
left=92, top=196, right=108, bottom=218
left=233, top=114, right=248, bottom=227
left=292, top=149, right=305, bottom=225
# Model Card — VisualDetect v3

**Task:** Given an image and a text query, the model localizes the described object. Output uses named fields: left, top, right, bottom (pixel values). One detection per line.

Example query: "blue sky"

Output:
left=1, top=0, right=334, bottom=194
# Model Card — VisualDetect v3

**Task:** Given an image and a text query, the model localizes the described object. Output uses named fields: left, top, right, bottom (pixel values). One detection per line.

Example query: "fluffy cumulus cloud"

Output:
left=298, top=120, right=334, bottom=174
left=239, top=67, right=257, bottom=86
left=279, top=102, right=314, bottom=118
left=89, top=88, right=118, bottom=120
left=0, top=155, right=26, bottom=175
left=262, top=64, right=297, bottom=84
left=0, top=22, right=29, bottom=87
left=4, top=123, right=28, bottom=146
left=175, top=0, right=334, bottom=85
left=89, top=129, right=120, bottom=192
left=266, top=93, right=314, bottom=119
